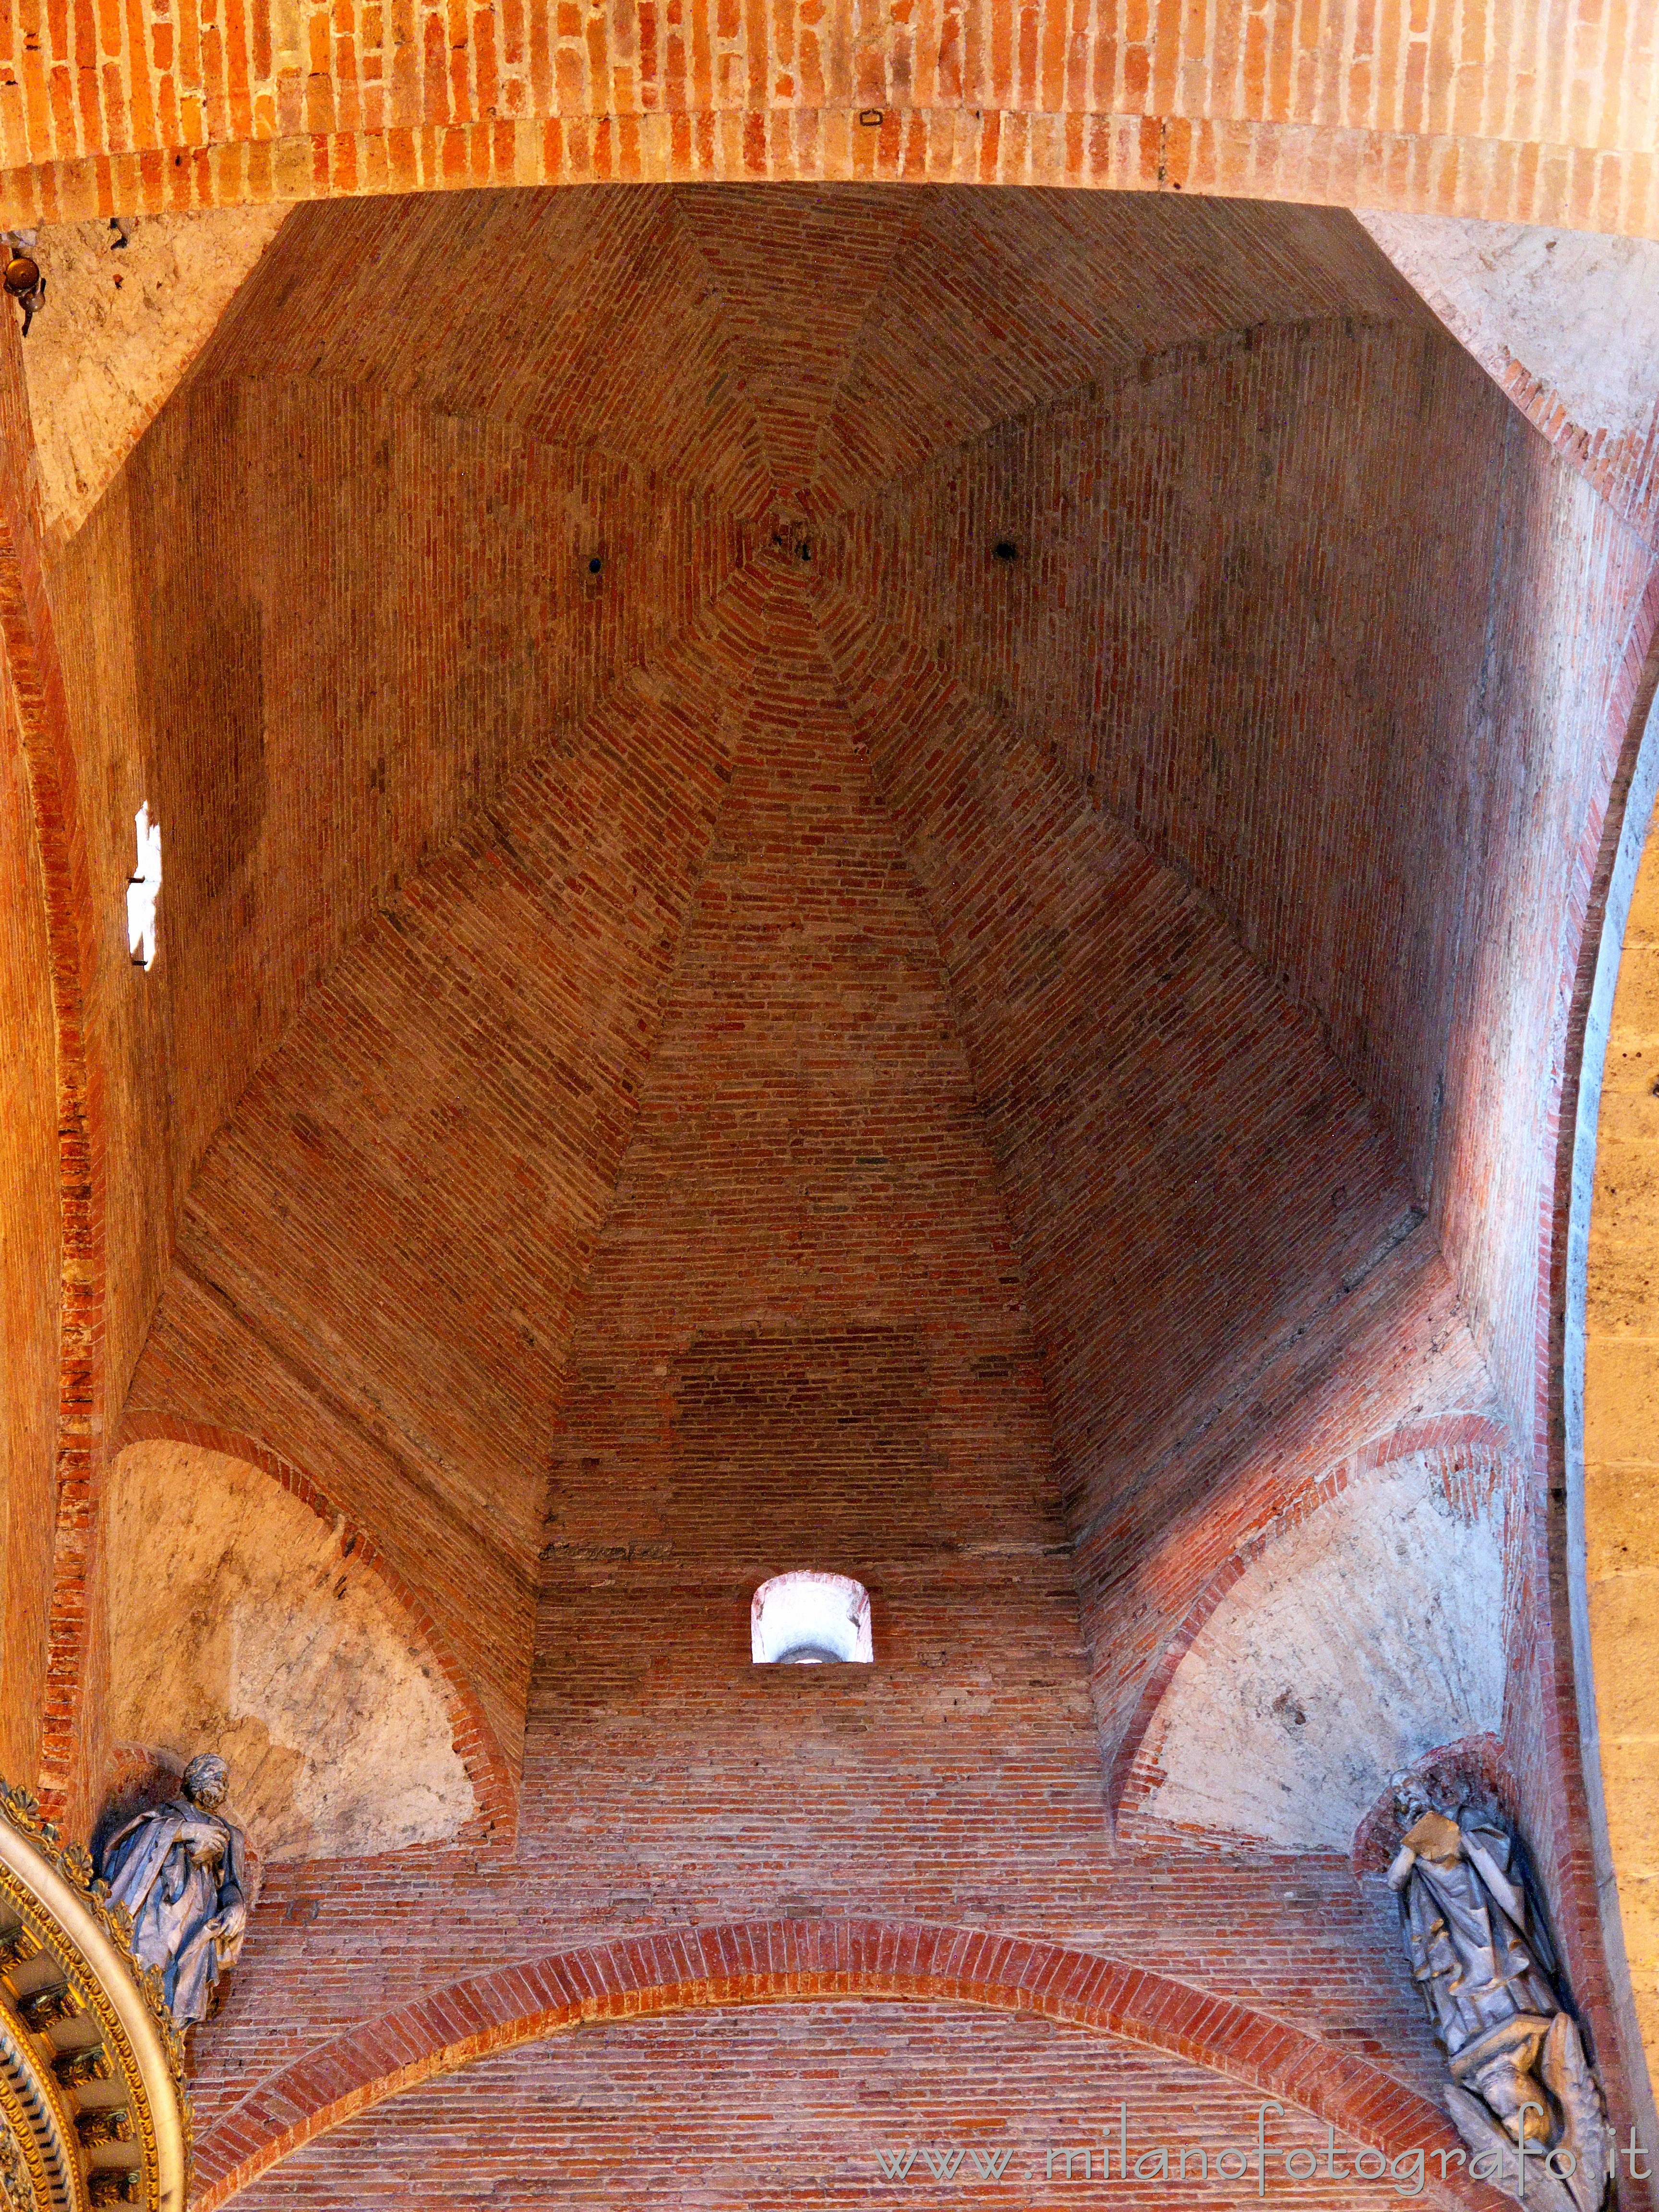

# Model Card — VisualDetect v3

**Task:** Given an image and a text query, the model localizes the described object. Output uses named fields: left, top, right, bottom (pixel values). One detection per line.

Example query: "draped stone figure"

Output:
left=97, top=1754, right=250, bottom=2027
left=1388, top=1775, right=1610, bottom=2212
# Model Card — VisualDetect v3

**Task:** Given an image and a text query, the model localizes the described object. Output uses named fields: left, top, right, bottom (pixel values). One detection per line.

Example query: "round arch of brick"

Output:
left=190, top=1917, right=1514, bottom=2212
left=0, top=4, right=1652, bottom=240
left=1108, top=1413, right=1516, bottom=1821
left=115, top=1415, right=518, bottom=1845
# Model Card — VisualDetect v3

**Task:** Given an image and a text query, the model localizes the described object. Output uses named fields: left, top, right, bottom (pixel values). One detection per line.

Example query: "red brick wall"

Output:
left=532, top=557, right=1097, bottom=1890
left=811, top=309, right=1657, bottom=1453
left=100, top=187, right=1657, bottom=1846
left=216, top=1998, right=1492, bottom=2212
left=192, top=189, right=1428, bottom=491
left=800, top=277, right=1656, bottom=1889
left=0, top=633, right=59, bottom=1784
left=0, top=312, right=113, bottom=1814
left=172, top=565, right=1513, bottom=2195
left=103, top=186, right=1448, bottom=1791
left=190, top=1897, right=1484, bottom=2195
left=171, top=546, right=1491, bottom=2172
left=120, top=559, right=748, bottom=1776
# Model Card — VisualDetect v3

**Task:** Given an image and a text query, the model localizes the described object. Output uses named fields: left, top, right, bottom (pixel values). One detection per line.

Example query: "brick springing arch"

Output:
left=190, top=1917, right=1516, bottom=2212
left=0, top=0, right=1654, bottom=237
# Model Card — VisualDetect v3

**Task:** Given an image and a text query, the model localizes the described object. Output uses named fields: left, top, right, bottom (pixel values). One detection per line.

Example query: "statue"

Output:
left=96, top=1754, right=250, bottom=2028
left=1388, top=1773, right=1610, bottom=2212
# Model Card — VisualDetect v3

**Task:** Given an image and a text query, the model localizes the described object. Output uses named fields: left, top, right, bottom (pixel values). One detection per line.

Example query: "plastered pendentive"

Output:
left=18, top=207, right=288, bottom=545
left=104, top=1442, right=472, bottom=1862
left=1142, top=1453, right=1505, bottom=1849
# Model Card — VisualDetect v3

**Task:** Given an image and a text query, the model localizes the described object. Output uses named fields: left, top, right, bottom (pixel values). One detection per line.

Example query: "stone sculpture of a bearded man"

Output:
left=97, top=1753, right=251, bottom=2027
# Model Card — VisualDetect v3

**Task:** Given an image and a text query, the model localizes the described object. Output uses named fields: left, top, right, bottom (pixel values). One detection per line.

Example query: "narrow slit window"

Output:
left=751, top=1571, right=873, bottom=1665
left=127, top=803, right=161, bottom=970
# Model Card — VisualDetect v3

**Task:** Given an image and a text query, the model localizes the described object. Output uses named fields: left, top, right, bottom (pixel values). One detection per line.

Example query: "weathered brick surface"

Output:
left=0, top=180, right=1654, bottom=2197
left=810, top=309, right=1657, bottom=1456
left=182, top=1755, right=1479, bottom=2138
left=1110, top=1419, right=1514, bottom=1831
left=529, top=559, right=1099, bottom=1888
left=117, top=1413, right=519, bottom=1837
left=0, top=308, right=113, bottom=1816
left=207, top=1976, right=1515, bottom=2212
left=100, top=187, right=1451, bottom=1794
left=0, top=562, right=59, bottom=1786
left=121, top=559, right=750, bottom=1776
left=0, top=0, right=1654, bottom=237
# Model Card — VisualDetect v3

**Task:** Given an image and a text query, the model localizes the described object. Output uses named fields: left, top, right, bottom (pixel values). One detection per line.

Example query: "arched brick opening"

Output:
left=115, top=1415, right=519, bottom=1844
left=190, top=1917, right=1513, bottom=2212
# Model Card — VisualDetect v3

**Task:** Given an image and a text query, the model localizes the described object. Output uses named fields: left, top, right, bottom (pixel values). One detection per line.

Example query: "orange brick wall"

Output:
left=531, top=557, right=1100, bottom=1898
left=92, top=185, right=1658, bottom=1844
left=0, top=0, right=1654, bottom=237
left=190, top=1916, right=1518, bottom=2209
left=0, top=653, right=59, bottom=1785
left=97, top=185, right=1437, bottom=1783
left=0, top=310, right=112, bottom=1813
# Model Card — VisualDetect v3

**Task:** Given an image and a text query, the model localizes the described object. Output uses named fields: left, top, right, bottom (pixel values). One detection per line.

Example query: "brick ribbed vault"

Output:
left=189, top=1918, right=1514, bottom=2212
left=0, top=0, right=1654, bottom=238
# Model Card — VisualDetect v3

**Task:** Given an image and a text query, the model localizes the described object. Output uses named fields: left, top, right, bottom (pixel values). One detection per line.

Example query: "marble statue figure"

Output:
left=1388, top=1774, right=1610, bottom=2212
left=97, top=1753, right=250, bottom=2027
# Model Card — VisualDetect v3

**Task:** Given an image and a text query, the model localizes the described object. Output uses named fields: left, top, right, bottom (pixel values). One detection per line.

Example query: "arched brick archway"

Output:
left=116, top=1416, right=518, bottom=1844
left=190, top=1917, right=1514, bottom=2212
left=0, top=5, right=1652, bottom=238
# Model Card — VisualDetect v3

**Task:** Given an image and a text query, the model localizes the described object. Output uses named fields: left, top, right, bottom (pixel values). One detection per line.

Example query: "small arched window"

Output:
left=751, top=1570, right=873, bottom=1665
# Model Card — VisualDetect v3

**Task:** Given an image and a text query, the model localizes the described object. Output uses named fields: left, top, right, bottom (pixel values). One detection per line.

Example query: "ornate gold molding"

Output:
left=0, top=1784, right=190, bottom=2212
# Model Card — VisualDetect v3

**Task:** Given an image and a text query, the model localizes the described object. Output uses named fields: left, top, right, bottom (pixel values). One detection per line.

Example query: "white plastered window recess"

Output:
left=751, top=1570, right=873, bottom=1664
left=127, top=803, right=161, bottom=969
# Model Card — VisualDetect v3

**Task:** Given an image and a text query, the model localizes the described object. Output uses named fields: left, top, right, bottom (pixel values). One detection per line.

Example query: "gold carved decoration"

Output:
left=0, top=1783, right=190, bottom=2212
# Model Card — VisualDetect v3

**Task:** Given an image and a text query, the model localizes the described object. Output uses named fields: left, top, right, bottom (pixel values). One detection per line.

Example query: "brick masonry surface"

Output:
left=0, top=180, right=1656, bottom=2204
left=0, top=0, right=1656, bottom=237
left=210, top=1987, right=1517, bottom=2212
left=188, top=1914, right=1529, bottom=2210
left=0, top=547, right=59, bottom=1790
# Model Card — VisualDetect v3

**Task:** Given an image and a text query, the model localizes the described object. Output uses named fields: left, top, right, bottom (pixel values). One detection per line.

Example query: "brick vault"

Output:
left=0, top=179, right=1655, bottom=2209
